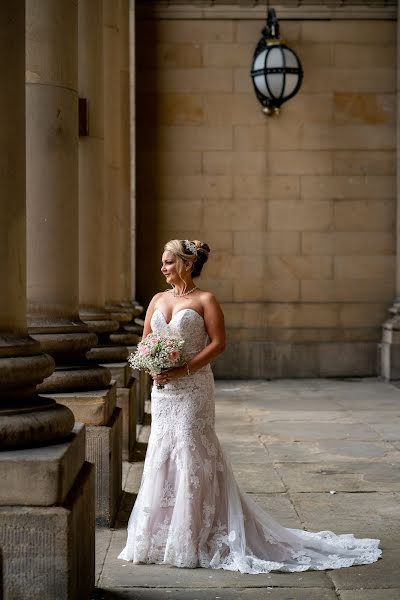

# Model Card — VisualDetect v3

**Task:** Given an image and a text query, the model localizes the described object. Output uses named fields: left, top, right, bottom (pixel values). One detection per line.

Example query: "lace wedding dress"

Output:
left=118, top=308, right=382, bottom=573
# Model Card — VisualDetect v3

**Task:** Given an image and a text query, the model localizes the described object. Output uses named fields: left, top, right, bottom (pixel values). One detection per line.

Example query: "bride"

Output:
left=118, top=239, right=382, bottom=573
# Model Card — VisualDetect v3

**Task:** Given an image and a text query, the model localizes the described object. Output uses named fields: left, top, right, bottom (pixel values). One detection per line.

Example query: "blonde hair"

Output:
left=164, top=239, right=210, bottom=292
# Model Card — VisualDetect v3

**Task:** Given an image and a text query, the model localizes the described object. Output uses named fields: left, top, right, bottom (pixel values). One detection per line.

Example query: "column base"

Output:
left=116, top=385, right=136, bottom=462
left=100, top=363, right=136, bottom=461
left=41, top=382, right=117, bottom=427
left=87, top=408, right=122, bottom=527
left=0, top=425, right=95, bottom=600
left=381, top=314, right=400, bottom=380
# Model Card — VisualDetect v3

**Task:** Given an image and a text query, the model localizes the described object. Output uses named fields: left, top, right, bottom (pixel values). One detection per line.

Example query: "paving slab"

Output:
left=92, top=588, right=338, bottom=600
left=101, top=531, right=332, bottom=589
left=339, top=590, right=400, bottom=600
left=231, top=463, right=286, bottom=493
left=291, top=491, right=400, bottom=538
left=265, top=440, right=400, bottom=463
left=327, top=539, right=399, bottom=589
left=259, top=422, right=378, bottom=442
left=247, top=493, right=303, bottom=529
left=275, top=461, right=400, bottom=492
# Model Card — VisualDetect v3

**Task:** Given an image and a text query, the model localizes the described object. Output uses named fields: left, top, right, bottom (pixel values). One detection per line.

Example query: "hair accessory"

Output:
left=182, top=240, right=197, bottom=254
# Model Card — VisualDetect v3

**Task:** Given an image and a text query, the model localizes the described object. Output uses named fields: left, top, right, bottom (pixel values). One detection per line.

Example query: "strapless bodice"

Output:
left=151, top=308, right=209, bottom=360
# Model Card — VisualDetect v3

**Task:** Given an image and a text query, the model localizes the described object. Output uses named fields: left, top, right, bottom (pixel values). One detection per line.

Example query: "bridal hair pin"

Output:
left=182, top=240, right=197, bottom=254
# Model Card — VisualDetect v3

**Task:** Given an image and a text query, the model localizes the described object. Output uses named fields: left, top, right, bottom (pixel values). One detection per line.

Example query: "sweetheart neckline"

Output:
left=153, top=307, right=204, bottom=326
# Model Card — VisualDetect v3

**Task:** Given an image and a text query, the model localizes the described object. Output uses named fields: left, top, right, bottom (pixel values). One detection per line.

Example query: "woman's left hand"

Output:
left=154, top=366, right=185, bottom=386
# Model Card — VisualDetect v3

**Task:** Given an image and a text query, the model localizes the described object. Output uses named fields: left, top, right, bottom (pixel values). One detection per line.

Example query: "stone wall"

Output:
left=136, top=16, right=396, bottom=377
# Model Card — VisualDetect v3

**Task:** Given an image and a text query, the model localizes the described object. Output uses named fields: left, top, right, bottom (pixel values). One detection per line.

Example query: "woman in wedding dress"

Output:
left=118, top=239, right=382, bottom=573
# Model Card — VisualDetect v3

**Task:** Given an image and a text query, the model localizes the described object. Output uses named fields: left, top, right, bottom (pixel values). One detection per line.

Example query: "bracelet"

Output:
left=185, top=362, right=191, bottom=376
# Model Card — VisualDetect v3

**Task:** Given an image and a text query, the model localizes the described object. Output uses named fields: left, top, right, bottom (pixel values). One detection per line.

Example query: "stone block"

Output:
left=151, top=43, right=202, bottom=69
left=233, top=175, right=299, bottom=201
left=333, top=150, right=395, bottom=175
left=302, top=124, right=395, bottom=151
left=0, top=424, right=85, bottom=507
left=339, top=304, right=387, bottom=328
left=285, top=93, right=333, bottom=123
left=302, top=68, right=394, bottom=94
left=154, top=151, right=202, bottom=175
left=301, top=279, right=394, bottom=303
left=116, top=385, right=137, bottom=462
left=334, top=93, right=395, bottom=125
left=158, top=199, right=203, bottom=230
left=301, top=232, right=395, bottom=256
left=203, top=175, right=232, bottom=200
left=301, top=175, right=395, bottom=200
left=100, top=362, right=130, bottom=387
left=231, top=255, right=264, bottom=279
left=237, top=20, right=301, bottom=43
left=46, top=383, right=116, bottom=426
left=233, top=125, right=266, bottom=151
left=232, top=95, right=267, bottom=126
left=203, top=199, right=267, bottom=232
left=202, top=43, right=253, bottom=67
left=157, top=68, right=233, bottom=94
left=268, top=119, right=303, bottom=150
left=202, top=94, right=233, bottom=125
left=298, top=42, right=333, bottom=67
left=157, top=93, right=203, bottom=126
left=334, top=256, right=395, bottom=280
left=268, top=200, right=332, bottom=232
left=232, top=279, right=300, bottom=303
left=213, top=339, right=378, bottom=379
left=86, top=408, right=122, bottom=527
left=159, top=125, right=232, bottom=151
left=202, top=151, right=233, bottom=175
left=265, top=256, right=333, bottom=280
left=234, top=231, right=300, bottom=256
left=333, top=199, right=395, bottom=232
left=155, top=20, right=234, bottom=43
left=200, top=278, right=233, bottom=302
left=268, top=151, right=333, bottom=176
left=0, top=460, right=95, bottom=600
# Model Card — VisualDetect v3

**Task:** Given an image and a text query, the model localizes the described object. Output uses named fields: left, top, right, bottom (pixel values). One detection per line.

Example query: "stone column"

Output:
left=26, top=0, right=121, bottom=527
left=92, top=0, right=143, bottom=458
left=0, top=4, right=94, bottom=599
left=381, top=8, right=400, bottom=379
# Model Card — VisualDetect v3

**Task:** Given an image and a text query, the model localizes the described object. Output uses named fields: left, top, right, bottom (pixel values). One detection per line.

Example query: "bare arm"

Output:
left=186, top=292, right=225, bottom=374
left=142, top=292, right=163, bottom=339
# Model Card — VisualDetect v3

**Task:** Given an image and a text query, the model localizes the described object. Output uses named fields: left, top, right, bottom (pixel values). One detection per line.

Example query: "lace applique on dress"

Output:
left=160, top=481, right=175, bottom=507
left=118, top=308, right=382, bottom=573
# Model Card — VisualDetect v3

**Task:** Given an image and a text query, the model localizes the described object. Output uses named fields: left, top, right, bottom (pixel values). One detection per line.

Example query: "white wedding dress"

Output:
left=118, top=308, right=382, bottom=573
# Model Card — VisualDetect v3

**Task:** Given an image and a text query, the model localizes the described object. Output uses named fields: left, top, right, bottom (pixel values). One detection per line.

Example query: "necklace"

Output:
left=171, top=285, right=198, bottom=298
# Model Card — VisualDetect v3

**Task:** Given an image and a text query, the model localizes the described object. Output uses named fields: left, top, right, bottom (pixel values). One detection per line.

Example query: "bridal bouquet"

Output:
left=128, top=332, right=185, bottom=389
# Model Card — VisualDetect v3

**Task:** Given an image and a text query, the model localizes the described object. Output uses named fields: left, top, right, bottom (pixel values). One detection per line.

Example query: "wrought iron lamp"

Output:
left=250, top=8, right=303, bottom=116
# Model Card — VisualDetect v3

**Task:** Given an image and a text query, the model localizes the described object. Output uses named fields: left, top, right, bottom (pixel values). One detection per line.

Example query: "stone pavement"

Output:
left=93, top=378, right=400, bottom=600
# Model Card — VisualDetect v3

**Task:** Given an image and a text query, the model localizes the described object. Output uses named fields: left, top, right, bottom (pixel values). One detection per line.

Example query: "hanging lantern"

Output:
left=250, top=8, right=303, bottom=116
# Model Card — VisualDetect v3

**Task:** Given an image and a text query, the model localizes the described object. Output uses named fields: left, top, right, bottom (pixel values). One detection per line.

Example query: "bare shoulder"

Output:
left=146, top=291, right=167, bottom=312
left=198, top=290, right=222, bottom=311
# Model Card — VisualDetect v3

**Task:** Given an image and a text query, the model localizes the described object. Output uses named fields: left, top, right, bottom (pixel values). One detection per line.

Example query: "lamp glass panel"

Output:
left=266, top=46, right=284, bottom=68
left=266, top=73, right=284, bottom=98
left=283, top=47, right=299, bottom=69
left=254, top=74, right=271, bottom=98
left=253, top=49, right=268, bottom=71
left=283, top=73, right=298, bottom=97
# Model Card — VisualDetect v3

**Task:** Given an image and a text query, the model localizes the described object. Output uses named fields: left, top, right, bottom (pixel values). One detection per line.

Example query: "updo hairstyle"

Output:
left=164, top=239, right=210, bottom=281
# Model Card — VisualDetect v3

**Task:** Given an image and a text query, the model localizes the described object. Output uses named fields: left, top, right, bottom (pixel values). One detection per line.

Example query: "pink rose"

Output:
left=139, top=345, right=150, bottom=355
left=168, top=349, right=180, bottom=362
left=165, top=340, right=173, bottom=347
